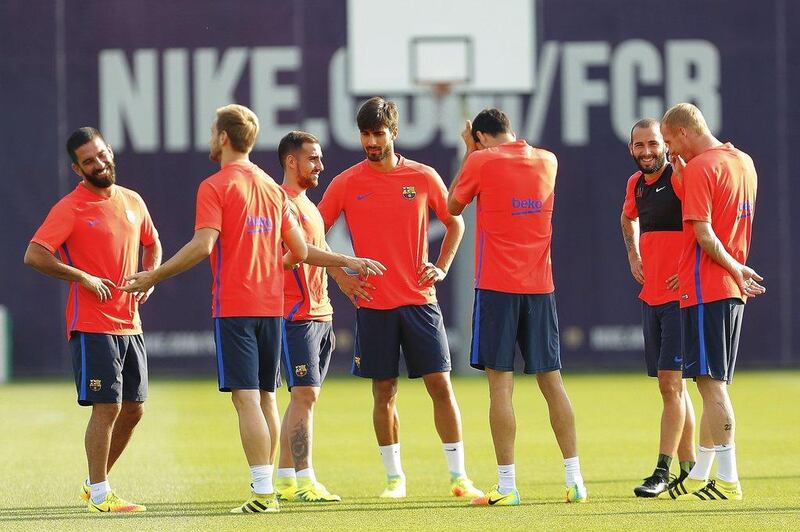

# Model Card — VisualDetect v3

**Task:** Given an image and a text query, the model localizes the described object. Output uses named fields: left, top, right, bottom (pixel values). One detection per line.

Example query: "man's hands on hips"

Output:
left=418, top=262, right=446, bottom=287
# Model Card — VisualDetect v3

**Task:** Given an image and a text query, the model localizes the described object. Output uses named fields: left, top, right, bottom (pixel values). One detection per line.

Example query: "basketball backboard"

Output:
left=347, top=0, right=536, bottom=95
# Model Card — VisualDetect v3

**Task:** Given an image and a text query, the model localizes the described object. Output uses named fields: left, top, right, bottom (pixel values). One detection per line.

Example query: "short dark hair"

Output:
left=471, top=108, right=511, bottom=143
left=629, top=118, right=660, bottom=143
left=357, top=97, right=398, bottom=132
left=278, top=131, right=320, bottom=169
left=66, top=127, right=105, bottom=163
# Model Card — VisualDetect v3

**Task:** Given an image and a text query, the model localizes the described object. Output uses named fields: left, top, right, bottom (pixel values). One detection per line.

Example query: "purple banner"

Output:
left=2, top=0, right=796, bottom=377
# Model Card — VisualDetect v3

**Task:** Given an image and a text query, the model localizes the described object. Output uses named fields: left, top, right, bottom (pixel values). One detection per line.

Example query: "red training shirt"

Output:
left=317, top=156, right=454, bottom=310
left=678, top=143, right=757, bottom=307
left=31, top=183, right=159, bottom=339
left=282, top=185, right=333, bottom=321
left=452, top=140, right=555, bottom=294
left=622, top=165, right=683, bottom=306
left=195, top=161, right=297, bottom=318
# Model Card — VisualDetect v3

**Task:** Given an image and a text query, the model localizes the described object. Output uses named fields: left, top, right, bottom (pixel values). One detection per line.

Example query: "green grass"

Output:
left=1, top=371, right=798, bottom=530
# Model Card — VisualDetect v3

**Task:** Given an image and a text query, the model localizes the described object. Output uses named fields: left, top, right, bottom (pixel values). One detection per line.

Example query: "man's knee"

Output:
left=231, top=389, right=261, bottom=411
left=536, top=370, right=565, bottom=396
left=290, top=386, right=319, bottom=409
left=119, top=401, right=145, bottom=424
left=372, top=378, right=399, bottom=406
left=424, top=372, right=454, bottom=402
left=487, top=369, right=514, bottom=402
left=91, top=402, right=121, bottom=423
left=657, top=372, right=684, bottom=400
left=696, top=376, right=727, bottom=400
left=260, top=390, right=278, bottom=406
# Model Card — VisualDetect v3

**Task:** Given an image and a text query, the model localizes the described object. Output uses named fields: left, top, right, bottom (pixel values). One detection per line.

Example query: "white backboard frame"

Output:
left=347, top=0, right=536, bottom=95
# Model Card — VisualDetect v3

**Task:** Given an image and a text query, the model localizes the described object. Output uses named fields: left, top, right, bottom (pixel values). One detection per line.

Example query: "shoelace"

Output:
left=641, top=472, right=666, bottom=484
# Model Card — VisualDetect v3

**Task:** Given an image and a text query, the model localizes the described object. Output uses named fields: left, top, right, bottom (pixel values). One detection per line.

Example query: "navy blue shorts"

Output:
left=281, top=320, right=335, bottom=389
left=69, top=332, right=148, bottom=407
left=681, top=298, right=744, bottom=384
left=470, top=289, right=561, bottom=374
left=642, top=301, right=683, bottom=377
left=353, top=304, right=451, bottom=379
left=214, top=317, right=282, bottom=392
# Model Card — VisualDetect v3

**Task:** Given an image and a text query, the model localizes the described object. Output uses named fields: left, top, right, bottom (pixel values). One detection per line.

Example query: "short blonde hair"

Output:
left=662, top=103, right=709, bottom=135
left=216, top=104, right=259, bottom=153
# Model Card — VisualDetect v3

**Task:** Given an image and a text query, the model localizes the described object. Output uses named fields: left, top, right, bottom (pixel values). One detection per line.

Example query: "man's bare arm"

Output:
left=691, top=220, right=765, bottom=297
left=24, top=242, right=116, bottom=302
left=418, top=213, right=465, bottom=286
left=121, top=228, right=220, bottom=293
left=621, top=213, right=644, bottom=285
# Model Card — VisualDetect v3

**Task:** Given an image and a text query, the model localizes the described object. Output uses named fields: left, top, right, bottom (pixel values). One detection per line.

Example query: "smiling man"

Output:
left=317, top=96, right=481, bottom=500
left=24, top=127, right=161, bottom=513
left=621, top=118, right=696, bottom=498
left=274, top=130, right=385, bottom=503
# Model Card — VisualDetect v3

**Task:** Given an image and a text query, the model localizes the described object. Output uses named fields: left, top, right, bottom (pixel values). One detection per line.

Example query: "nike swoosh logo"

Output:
left=656, top=186, right=666, bottom=192
left=445, top=447, right=457, bottom=452
left=87, top=220, right=99, bottom=227
left=488, top=496, right=508, bottom=505
left=356, top=192, right=373, bottom=201
left=685, top=360, right=697, bottom=369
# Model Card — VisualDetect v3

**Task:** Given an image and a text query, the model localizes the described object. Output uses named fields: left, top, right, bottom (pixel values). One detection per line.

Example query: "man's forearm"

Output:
left=142, top=240, right=163, bottom=272
left=435, top=218, right=465, bottom=274
left=621, top=214, right=640, bottom=256
left=31, top=256, right=87, bottom=283
left=305, top=243, right=350, bottom=268
left=695, top=226, right=740, bottom=275
left=24, top=244, right=87, bottom=283
left=152, top=238, right=211, bottom=283
left=447, top=155, right=469, bottom=196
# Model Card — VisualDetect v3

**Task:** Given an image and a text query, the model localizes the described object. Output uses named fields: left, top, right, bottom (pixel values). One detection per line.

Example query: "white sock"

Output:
left=379, top=443, right=404, bottom=478
left=443, top=441, right=466, bottom=478
left=277, top=468, right=296, bottom=479
left=564, top=456, right=583, bottom=487
left=689, top=446, right=716, bottom=480
left=497, top=464, right=516, bottom=494
left=250, top=464, right=273, bottom=495
left=90, top=480, right=111, bottom=504
left=297, top=467, right=316, bottom=483
left=714, top=444, right=738, bottom=483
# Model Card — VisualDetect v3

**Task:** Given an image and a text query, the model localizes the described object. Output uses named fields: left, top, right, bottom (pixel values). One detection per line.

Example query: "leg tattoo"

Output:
left=290, top=422, right=310, bottom=468
left=715, top=401, right=733, bottom=432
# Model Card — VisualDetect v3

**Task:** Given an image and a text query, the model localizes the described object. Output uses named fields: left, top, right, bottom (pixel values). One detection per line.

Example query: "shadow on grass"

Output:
left=0, top=496, right=587, bottom=522
left=574, top=506, right=800, bottom=517
left=3, top=491, right=798, bottom=522
left=567, top=473, right=800, bottom=486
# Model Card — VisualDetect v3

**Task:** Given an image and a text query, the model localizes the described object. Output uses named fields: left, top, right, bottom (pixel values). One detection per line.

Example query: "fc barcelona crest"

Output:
left=402, top=185, right=416, bottom=200
left=295, top=364, right=308, bottom=377
left=89, top=379, right=102, bottom=392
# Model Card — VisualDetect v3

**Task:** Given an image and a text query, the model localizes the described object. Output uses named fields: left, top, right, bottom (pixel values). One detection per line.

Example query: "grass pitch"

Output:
left=0, top=371, right=798, bottom=530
